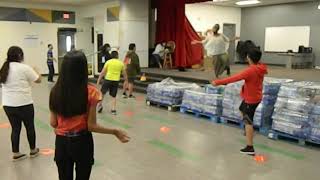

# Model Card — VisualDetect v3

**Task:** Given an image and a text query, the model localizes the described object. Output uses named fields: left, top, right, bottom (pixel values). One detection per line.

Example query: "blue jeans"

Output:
left=47, top=62, right=55, bottom=82
left=152, top=54, right=162, bottom=68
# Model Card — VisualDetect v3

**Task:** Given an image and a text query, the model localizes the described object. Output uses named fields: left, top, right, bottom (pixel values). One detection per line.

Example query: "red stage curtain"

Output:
left=156, top=0, right=186, bottom=67
left=155, top=0, right=204, bottom=67
left=185, top=0, right=210, bottom=4
left=185, top=17, right=203, bottom=66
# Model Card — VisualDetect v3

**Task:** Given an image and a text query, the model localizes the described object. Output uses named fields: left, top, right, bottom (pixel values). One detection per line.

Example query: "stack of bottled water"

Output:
left=181, top=87, right=223, bottom=116
left=147, top=78, right=200, bottom=106
left=253, top=78, right=293, bottom=130
left=222, top=81, right=244, bottom=121
left=272, top=81, right=320, bottom=138
left=308, top=100, right=320, bottom=143
left=205, top=84, right=225, bottom=95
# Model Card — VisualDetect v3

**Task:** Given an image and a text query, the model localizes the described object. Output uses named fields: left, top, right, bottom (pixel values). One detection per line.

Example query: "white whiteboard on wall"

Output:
left=264, top=26, right=310, bottom=52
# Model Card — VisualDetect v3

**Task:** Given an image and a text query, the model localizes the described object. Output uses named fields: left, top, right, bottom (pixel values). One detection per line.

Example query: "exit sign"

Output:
left=63, top=13, right=70, bottom=19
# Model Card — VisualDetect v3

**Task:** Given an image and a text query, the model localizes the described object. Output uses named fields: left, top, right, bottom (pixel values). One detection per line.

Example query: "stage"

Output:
left=142, top=64, right=320, bottom=82
left=90, top=65, right=320, bottom=93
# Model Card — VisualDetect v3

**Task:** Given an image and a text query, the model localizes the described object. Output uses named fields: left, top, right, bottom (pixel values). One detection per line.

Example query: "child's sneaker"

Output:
left=240, top=146, right=255, bottom=155
left=122, top=93, right=128, bottom=98
left=98, top=104, right=103, bottom=113
left=128, top=95, right=135, bottom=99
left=13, top=154, right=27, bottom=162
left=30, top=148, right=40, bottom=158
left=111, top=110, right=117, bottom=115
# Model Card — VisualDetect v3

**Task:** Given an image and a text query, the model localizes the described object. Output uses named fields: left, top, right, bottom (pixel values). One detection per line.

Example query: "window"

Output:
left=66, top=36, right=72, bottom=52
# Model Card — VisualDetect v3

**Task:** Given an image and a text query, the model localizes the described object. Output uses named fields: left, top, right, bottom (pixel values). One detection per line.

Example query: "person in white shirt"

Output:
left=193, top=24, right=239, bottom=78
left=152, top=42, right=166, bottom=69
left=0, top=46, right=42, bottom=161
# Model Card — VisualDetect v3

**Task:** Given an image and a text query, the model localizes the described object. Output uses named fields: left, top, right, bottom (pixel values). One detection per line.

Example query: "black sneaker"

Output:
left=98, top=105, right=103, bottom=113
left=128, top=95, right=136, bottom=99
left=240, top=146, right=255, bottom=155
left=111, top=110, right=117, bottom=115
left=122, top=93, right=128, bottom=98
left=30, top=148, right=40, bottom=158
left=13, top=154, right=27, bottom=162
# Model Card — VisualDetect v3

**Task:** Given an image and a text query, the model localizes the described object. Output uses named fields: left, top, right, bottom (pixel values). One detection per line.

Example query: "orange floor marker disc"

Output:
left=160, top=126, right=170, bottom=133
left=40, top=148, right=55, bottom=156
left=254, top=155, right=267, bottom=163
left=0, top=123, right=11, bottom=129
left=124, top=111, right=134, bottom=117
left=136, top=96, right=144, bottom=102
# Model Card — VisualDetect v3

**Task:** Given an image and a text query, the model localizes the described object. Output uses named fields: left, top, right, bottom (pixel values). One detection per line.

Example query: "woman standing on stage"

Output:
left=193, top=24, right=239, bottom=78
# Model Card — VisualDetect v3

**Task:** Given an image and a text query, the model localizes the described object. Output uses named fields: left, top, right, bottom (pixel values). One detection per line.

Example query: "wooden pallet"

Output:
left=220, top=117, right=244, bottom=129
left=268, top=130, right=307, bottom=146
left=180, top=107, right=220, bottom=123
left=253, top=125, right=270, bottom=136
left=146, top=100, right=180, bottom=111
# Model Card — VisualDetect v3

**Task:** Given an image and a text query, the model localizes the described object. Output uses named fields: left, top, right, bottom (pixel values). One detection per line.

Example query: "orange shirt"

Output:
left=123, top=56, right=130, bottom=65
left=55, top=85, right=102, bottom=136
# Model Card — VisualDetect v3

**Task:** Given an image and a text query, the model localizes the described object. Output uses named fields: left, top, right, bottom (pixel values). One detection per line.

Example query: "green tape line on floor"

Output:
left=36, top=105, right=50, bottom=113
left=99, top=115, right=132, bottom=129
left=238, top=139, right=305, bottom=160
left=143, top=114, right=176, bottom=125
left=93, top=160, right=103, bottom=168
left=148, top=139, right=199, bottom=161
left=35, top=118, right=52, bottom=132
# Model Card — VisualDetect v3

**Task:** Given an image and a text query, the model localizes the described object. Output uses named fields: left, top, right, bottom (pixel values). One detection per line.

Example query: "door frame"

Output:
left=57, top=28, right=76, bottom=72
left=223, top=23, right=236, bottom=64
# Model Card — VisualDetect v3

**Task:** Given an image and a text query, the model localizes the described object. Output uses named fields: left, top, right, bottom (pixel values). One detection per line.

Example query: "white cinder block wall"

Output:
left=119, top=0, right=149, bottom=68
left=0, top=2, right=94, bottom=75
left=78, top=0, right=120, bottom=75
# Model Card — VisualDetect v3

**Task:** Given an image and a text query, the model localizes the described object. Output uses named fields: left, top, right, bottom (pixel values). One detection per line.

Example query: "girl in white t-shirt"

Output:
left=0, top=46, right=42, bottom=161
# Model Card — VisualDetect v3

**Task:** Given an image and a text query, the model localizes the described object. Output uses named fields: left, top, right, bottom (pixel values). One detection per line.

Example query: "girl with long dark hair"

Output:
left=0, top=46, right=41, bottom=161
left=49, top=51, right=130, bottom=180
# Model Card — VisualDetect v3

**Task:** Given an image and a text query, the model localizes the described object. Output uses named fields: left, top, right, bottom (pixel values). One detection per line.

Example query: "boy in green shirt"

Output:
left=123, top=43, right=141, bottom=98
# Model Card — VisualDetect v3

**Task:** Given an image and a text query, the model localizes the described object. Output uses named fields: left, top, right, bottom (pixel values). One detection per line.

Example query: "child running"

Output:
left=49, top=51, right=130, bottom=180
left=97, top=51, right=127, bottom=115
left=212, top=47, right=267, bottom=155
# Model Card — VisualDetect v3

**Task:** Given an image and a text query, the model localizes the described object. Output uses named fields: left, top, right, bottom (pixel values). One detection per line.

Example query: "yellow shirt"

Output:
left=104, top=59, right=124, bottom=81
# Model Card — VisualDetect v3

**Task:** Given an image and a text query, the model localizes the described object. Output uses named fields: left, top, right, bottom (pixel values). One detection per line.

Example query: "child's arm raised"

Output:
left=212, top=69, right=250, bottom=86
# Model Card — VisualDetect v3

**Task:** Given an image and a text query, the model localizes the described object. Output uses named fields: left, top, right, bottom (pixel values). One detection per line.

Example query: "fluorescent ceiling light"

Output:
left=236, top=0, right=261, bottom=6
left=318, top=4, right=320, bottom=9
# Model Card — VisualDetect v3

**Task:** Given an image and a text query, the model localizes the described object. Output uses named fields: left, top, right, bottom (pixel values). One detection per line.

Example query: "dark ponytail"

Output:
left=0, top=46, right=24, bottom=83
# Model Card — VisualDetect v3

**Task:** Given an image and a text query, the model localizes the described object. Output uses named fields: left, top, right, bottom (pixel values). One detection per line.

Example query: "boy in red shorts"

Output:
left=212, top=47, right=267, bottom=155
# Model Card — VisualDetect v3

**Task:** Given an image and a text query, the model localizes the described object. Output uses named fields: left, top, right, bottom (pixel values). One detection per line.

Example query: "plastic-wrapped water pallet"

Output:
left=270, top=81, right=320, bottom=145
left=263, top=77, right=293, bottom=95
left=180, top=88, right=223, bottom=122
left=308, top=127, right=320, bottom=143
left=277, top=81, right=320, bottom=99
left=253, top=78, right=293, bottom=134
left=221, top=81, right=244, bottom=126
left=205, top=84, right=225, bottom=94
left=146, top=78, right=200, bottom=111
left=307, top=102, right=320, bottom=144
left=253, top=103, right=275, bottom=134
